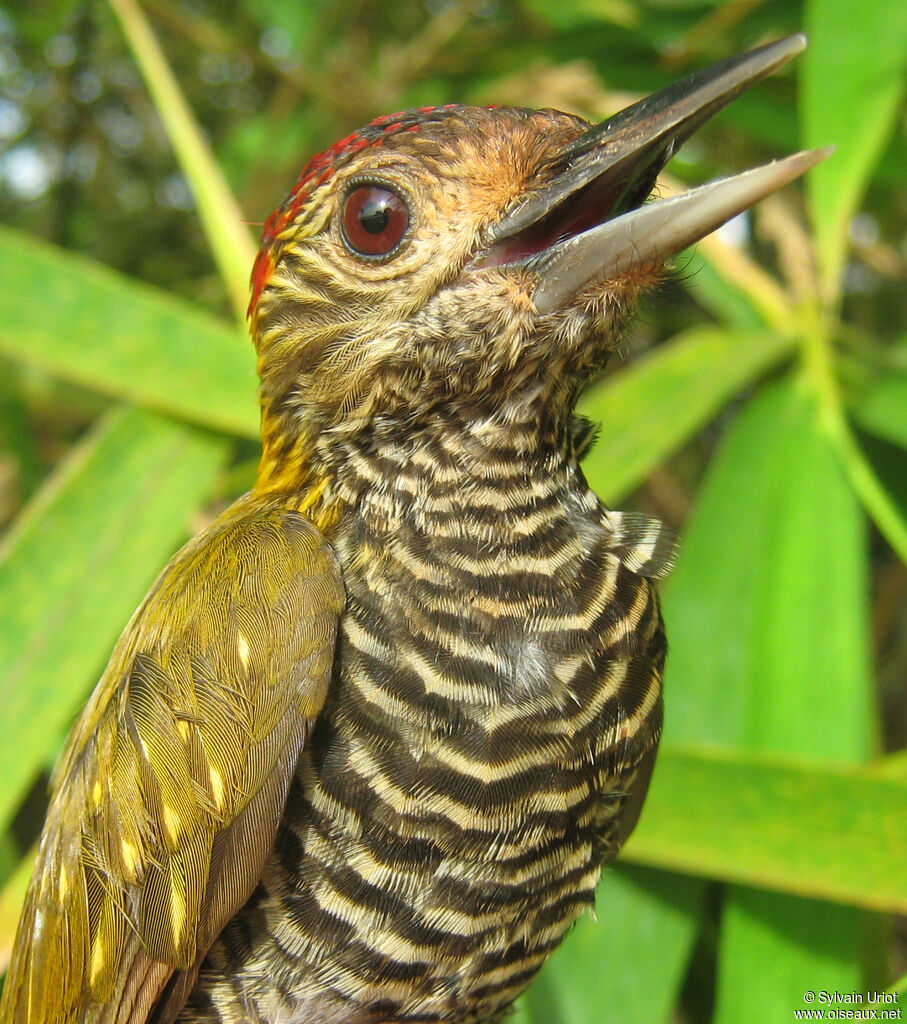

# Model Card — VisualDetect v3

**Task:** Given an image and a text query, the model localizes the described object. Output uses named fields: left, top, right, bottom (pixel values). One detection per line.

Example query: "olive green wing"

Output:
left=0, top=495, right=344, bottom=1024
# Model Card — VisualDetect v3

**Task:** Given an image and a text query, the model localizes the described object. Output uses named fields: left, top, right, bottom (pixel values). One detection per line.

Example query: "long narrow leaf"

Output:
left=661, top=374, right=874, bottom=1021
left=854, top=367, right=907, bottom=450
left=0, top=849, right=33, bottom=974
left=802, top=0, right=907, bottom=297
left=579, top=327, right=794, bottom=504
left=0, top=226, right=258, bottom=438
left=662, top=376, right=870, bottom=749
left=625, top=746, right=905, bottom=914
left=520, top=864, right=703, bottom=1024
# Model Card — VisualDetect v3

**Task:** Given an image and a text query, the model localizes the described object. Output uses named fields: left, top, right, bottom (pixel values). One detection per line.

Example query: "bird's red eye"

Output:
left=342, top=185, right=409, bottom=257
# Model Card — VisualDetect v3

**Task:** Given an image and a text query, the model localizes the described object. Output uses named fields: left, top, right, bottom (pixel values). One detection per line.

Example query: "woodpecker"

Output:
left=2, top=35, right=824, bottom=1024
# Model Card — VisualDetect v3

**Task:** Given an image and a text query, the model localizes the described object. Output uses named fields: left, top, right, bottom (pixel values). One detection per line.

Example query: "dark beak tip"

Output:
left=571, top=31, right=809, bottom=153
left=491, top=34, right=814, bottom=246
left=486, top=34, right=821, bottom=303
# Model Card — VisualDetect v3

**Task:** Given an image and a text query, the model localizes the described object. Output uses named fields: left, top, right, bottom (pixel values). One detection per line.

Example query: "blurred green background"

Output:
left=0, top=1, right=905, bottom=1022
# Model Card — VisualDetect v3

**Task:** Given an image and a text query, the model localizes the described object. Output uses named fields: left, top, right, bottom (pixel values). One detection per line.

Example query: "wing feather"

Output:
left=0, top=494, right=344, bottom=1024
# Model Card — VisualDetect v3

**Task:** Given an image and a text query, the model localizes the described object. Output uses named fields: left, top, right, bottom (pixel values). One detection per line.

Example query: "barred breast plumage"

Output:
left=182, top=412, right=668, bottom=1024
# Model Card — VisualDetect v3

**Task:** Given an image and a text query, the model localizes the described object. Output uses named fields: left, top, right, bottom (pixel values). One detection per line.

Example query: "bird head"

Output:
left=250, top=35, right=826, bottom=489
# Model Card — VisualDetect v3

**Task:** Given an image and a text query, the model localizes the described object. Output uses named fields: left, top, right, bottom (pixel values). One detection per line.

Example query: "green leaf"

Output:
left=853, top=336, right=907, bottom=450
left=0, top=226, right=258, bottom=438
left=663, top=375, right=870, bottom=751
left=0, top=405, right=229, bottom=831
left=802, top=0, right=907, bottom=296
left=625, top=746, right=906, bottom=914
left=661, top=374, right=874, bottom=1021
left=519, top=865, right=704, bottom=1024
left=579, top=327, right=794, bottom=504
left=718, top=891, right=880, bottom=1024
left=856, top=378, right=907, bottom=449
left=680, top=251, right=766, bottom=332
left=0, top=848, right=33, bottom=974
left=875, top=748, right=907, bottom=779
left=0, top=360, right=44, bottom=503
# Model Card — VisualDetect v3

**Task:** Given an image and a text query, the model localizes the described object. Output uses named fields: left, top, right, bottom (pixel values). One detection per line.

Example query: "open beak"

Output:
left=477, top=34, right=830, bottom=313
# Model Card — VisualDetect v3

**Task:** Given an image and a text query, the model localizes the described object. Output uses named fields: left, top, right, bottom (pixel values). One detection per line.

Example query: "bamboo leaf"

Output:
left=0, top=849, right=33, bottom=974
left=828, top=412, right=907, bottom=567
left=520, top=865, right=703, bottom=1024
left=803, top=0, right=907, bottom=297
left=625, top=746, right=905, bottom=915
left=856, top=377, right=907, bottom=449
left=663, top=375, right=870, bottom=751
left=680, top=250, right=767, bottom=332
left=853, top=336, right=907, bottom=451
left=0, top=226, right=258, bottom=438
left=660, top=374, right=874, bottom=1020
left=0, top=406, right=229, bottom=831
left=579, top=327, right=794, bottom=504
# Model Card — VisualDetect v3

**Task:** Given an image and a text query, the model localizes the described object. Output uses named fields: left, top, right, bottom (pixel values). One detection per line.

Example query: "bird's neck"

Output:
left=254, top=400, right=584, bottom=535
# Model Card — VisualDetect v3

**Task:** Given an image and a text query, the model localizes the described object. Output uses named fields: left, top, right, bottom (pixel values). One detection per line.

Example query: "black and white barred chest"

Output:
left=185, top=457, right=665, bottom=1024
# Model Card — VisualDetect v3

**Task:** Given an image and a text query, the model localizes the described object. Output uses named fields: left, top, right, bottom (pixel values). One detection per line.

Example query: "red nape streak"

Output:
left=246, top=104, right=466, bottom=319
left=248, top=248, right=276, bottom=319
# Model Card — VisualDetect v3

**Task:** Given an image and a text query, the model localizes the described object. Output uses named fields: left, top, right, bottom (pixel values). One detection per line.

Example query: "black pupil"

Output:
left=359, top=198, right=391, bottom=234
left=343, top=185, right=408, bottom=257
